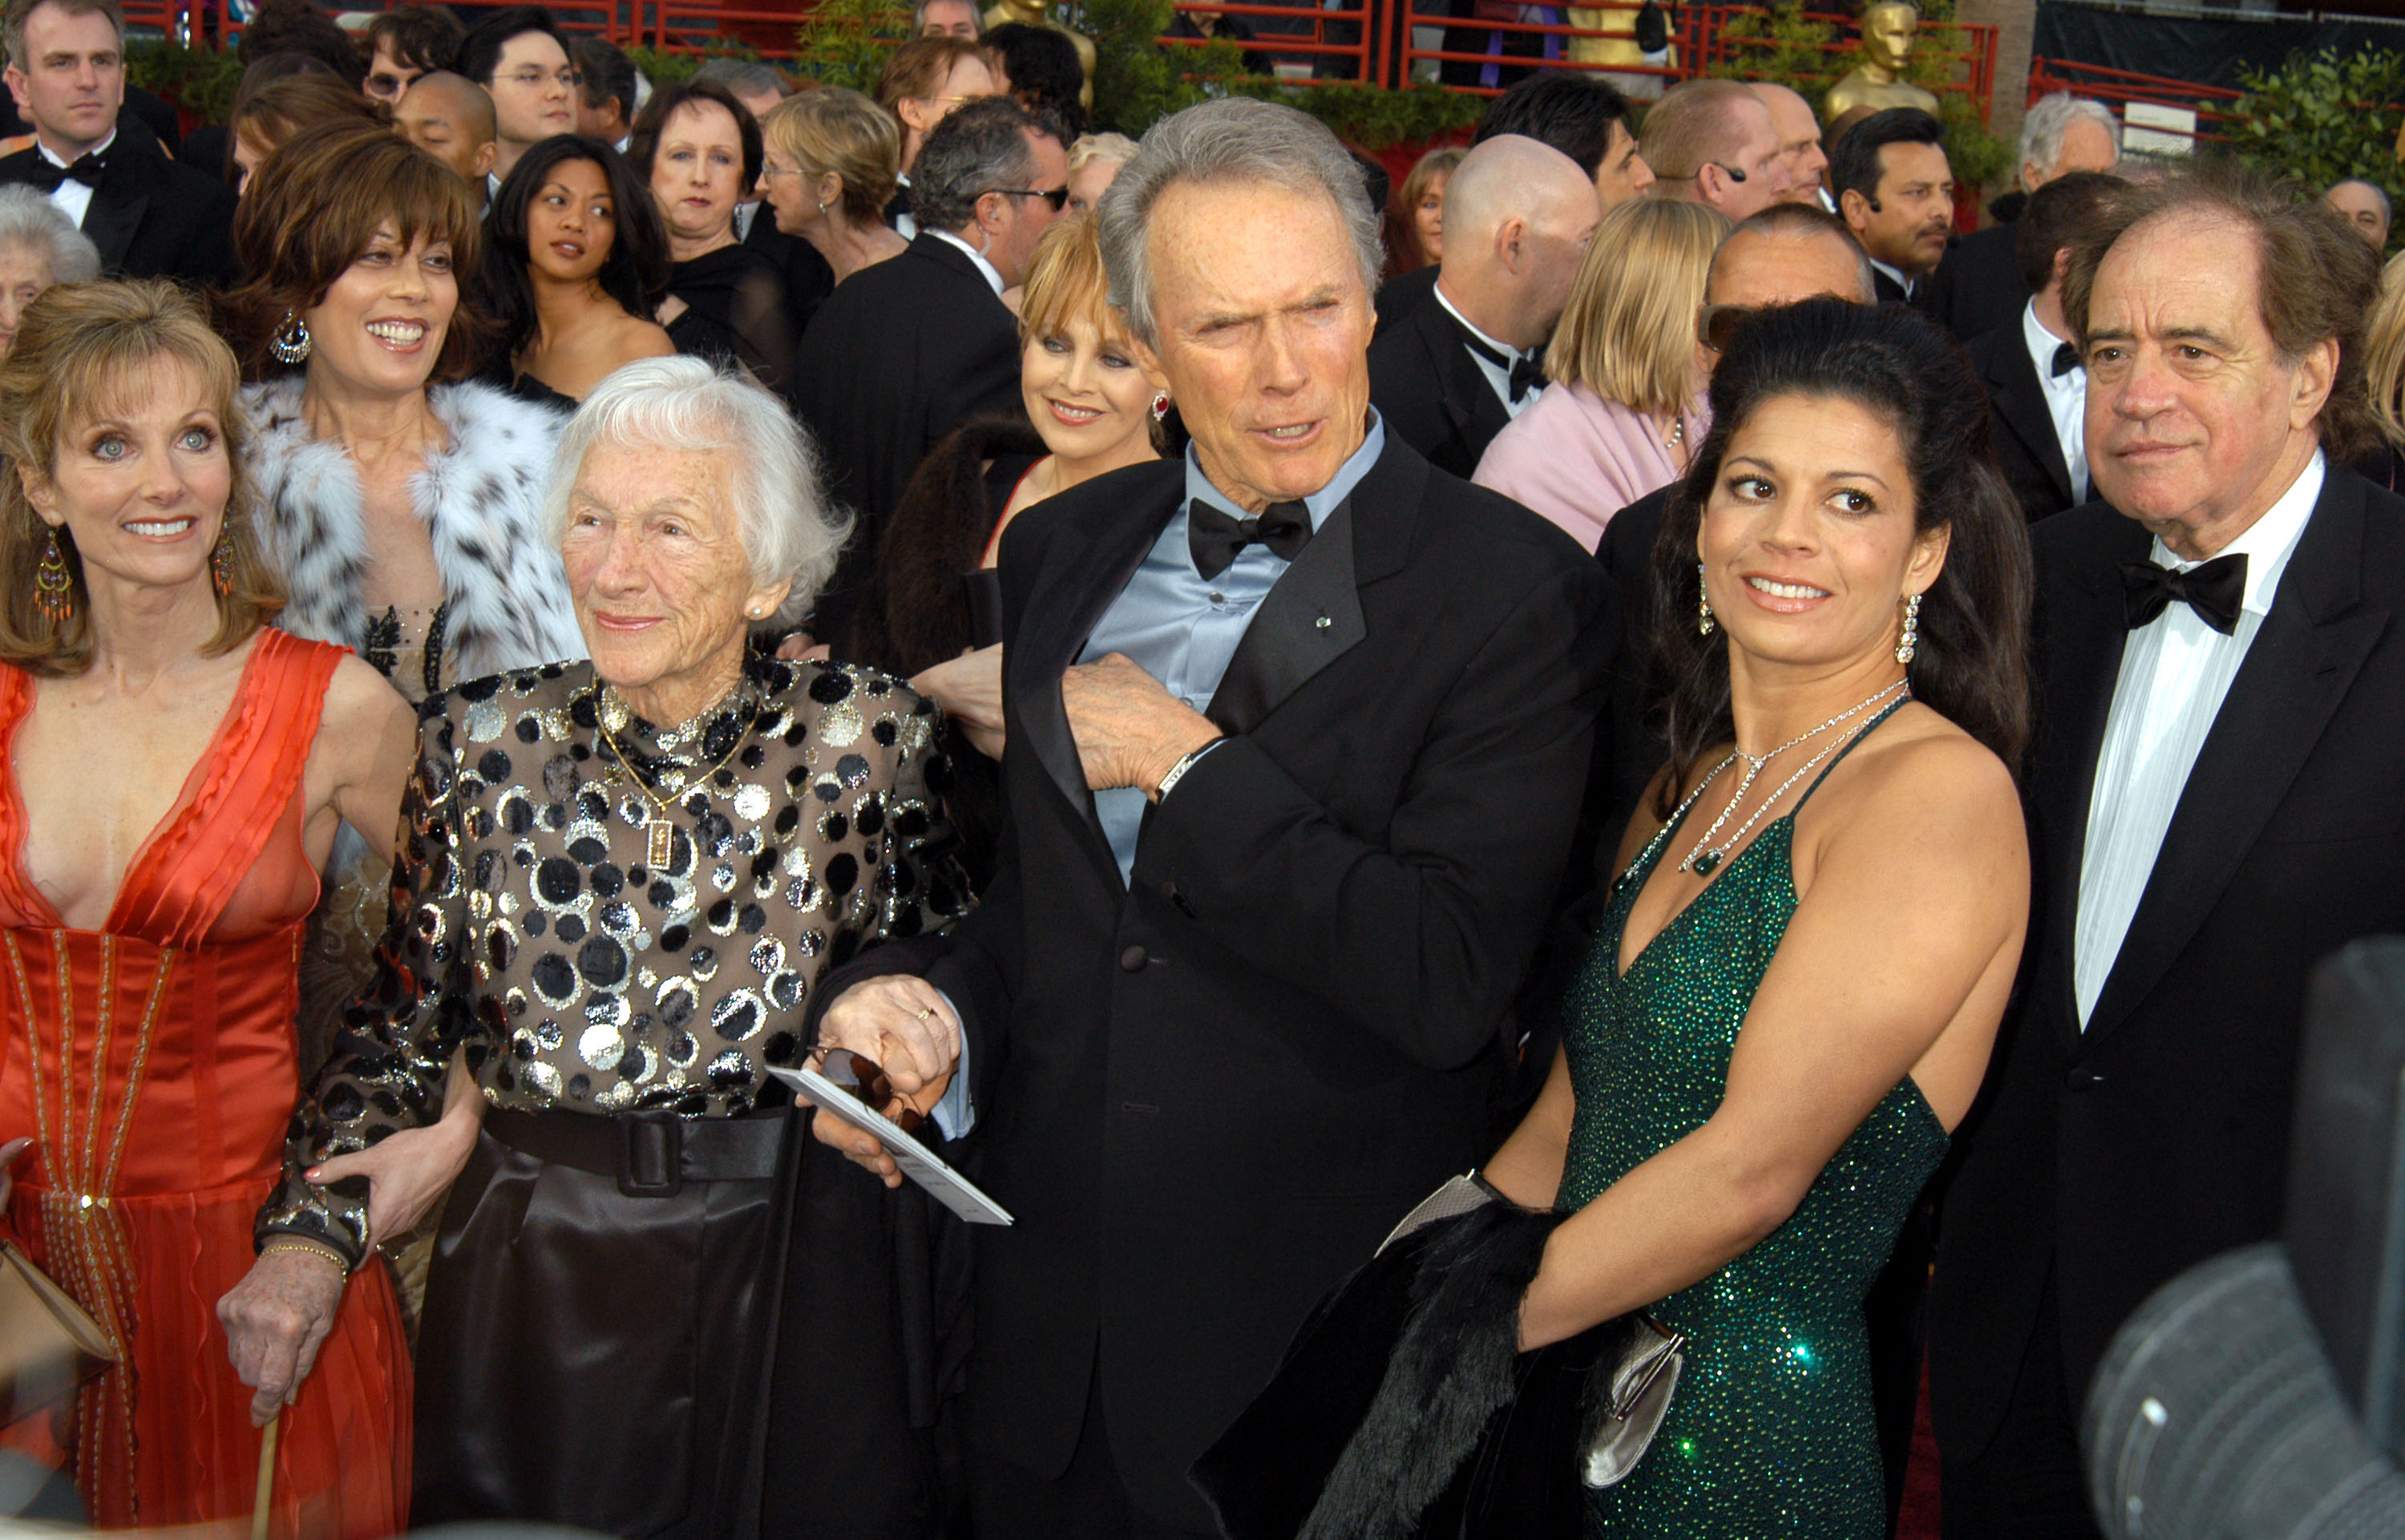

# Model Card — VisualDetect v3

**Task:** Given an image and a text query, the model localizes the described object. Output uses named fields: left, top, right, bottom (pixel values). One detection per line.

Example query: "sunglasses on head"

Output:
left=1697, top=302, right=1765, bottom=354
left=810, top=1043, right=927, bottom=1134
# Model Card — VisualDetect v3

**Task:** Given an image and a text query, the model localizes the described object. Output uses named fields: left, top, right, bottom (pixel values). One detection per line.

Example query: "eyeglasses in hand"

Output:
left=809, top=1043, right=928, bottom=1134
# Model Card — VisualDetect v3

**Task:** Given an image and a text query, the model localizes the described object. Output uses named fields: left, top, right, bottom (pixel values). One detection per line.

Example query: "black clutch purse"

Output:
left=1189, top=1175, right=1683, bottom=1540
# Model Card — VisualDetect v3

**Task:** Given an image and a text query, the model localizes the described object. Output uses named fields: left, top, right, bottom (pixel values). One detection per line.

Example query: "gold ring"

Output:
left=916, top=1007, right=933, bottom=1021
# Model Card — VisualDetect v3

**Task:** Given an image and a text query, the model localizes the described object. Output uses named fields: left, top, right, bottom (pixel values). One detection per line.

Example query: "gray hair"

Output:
left=548, top=357, right=851, bottom=633
left=911, top=0, right=981, bottom=32
left=0, top=186, right=96, bottom=284
left=2019, top=93, right=2120, bottom=180
left=1096, top=99, right=1382, bottom=346
left=691, top=57, right=787, bottom=103
left=912, top=95, right=1040, bottom=236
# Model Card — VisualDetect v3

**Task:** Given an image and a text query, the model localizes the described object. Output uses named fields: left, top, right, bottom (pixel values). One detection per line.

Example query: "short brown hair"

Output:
left=365, top=3, right=463, bottom=74
left=231, top=70, right=390, bottom=159
left=0, top=281, right=282, bottom=677
left=219, top=119, right=491, bottom=382
left=1639, top=79, right=1764, bottom=183
left=875, top=34, right=990, bottom=117
left=761, top=86, right=900, bottom=227
left=2063, top=160, right=2383, bottom=464
left=4, top=0, right=119, bottom=71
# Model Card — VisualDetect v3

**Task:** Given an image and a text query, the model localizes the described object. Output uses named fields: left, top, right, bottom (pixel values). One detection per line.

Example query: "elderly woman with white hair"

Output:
left=0, top=185, right=98, bottom=351
left=222, top=356, right=975, bottom=1537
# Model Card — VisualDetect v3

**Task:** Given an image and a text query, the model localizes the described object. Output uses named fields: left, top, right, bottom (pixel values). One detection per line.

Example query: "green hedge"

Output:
left=2227, top=45, right=2405, bottom=253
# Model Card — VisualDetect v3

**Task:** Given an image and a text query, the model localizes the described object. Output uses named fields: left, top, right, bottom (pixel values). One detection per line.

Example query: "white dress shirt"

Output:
left=2072, top=451, right=2325, bottom=1025
left=38, top=128, right=112, bottom=228
left=1868, top=256, right=1914, bottom=301
left=928, top=228, right=1004, bottom=296
left=2022, top=299, right=2088, bottom=503
left=1433, top=282, right=1539, bottom=420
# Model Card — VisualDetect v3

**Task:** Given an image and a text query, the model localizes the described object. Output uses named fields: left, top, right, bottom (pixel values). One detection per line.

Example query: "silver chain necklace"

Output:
left=1672, top=680, right=1910, bottom=876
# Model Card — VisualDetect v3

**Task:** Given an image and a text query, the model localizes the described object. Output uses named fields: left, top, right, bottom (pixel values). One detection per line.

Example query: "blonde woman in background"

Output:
left=1473, top=196, right=1729, bottom=550
left=2359, top=246, right=2405, bottom=492
left=758, top=87, right=910, bottom=285
left=1065, top=130, right=1138, bottom=213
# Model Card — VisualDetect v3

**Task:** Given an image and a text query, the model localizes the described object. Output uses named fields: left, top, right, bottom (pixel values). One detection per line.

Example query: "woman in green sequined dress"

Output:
left=1484, top=300, right=2035, bottom=1536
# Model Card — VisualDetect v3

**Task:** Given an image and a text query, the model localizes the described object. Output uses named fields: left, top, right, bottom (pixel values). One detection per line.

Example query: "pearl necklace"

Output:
left=1673, top=680, right=1910, bottom=876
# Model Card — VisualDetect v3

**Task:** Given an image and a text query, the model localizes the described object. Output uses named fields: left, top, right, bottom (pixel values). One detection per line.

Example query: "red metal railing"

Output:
left=2026, top=55, right=2241, bottom=143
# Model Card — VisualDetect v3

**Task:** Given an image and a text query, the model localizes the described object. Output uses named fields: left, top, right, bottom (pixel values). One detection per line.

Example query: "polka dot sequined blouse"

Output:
left=261, top=654, right=969, bottom=1266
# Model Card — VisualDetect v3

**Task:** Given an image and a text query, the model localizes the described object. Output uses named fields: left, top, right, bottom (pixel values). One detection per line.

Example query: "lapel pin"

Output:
left=1315, top=615, right=1332, bottom=630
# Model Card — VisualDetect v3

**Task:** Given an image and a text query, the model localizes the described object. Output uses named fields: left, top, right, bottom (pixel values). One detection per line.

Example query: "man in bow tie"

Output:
left=805, top=98, right=1613, bottom=1538
left=0, top=0, right=233, bottom=286
left=1930, top=164, right=2405, bottom=1539
left=1367, top=132, right=1598, bottom=479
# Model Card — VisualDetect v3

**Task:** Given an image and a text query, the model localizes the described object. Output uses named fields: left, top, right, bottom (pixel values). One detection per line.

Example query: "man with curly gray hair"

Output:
left=806, top=96, right=1615, bottom=1538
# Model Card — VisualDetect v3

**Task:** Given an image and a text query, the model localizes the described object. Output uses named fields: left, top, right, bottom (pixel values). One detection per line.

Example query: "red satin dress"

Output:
left=0, top=630, right=410, bottom=1537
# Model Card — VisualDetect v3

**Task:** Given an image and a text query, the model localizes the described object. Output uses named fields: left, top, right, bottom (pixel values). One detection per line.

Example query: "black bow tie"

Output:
left=2051, top=342, right=2081, bottom=378
left=1188, top=499, right=1312, bottom=580
left=2120, top=553, right=2247, bottom=636
left=1463, top=333, right=1545, bottom=404
left=26, top=150, right=103, bottom=192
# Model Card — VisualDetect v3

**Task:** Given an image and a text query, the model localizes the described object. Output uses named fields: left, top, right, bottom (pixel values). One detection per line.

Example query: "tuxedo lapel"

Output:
left=1987, top=330, right=2074, bottom=506
left=1417, top=303, right=1511, bottom=455
left=2034, top=517, right=2144, bottom=1040
left=1009, top=464, right=1182, bottom=877
left=2084, top=474, right=2392, bottom=1043
left=1205, top=438, right=1425, bottom=735
left=82, top=143, right=150, bottom=270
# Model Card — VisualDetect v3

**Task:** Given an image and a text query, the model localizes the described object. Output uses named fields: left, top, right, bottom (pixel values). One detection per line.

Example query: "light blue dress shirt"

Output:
left=1079, top=413, right=1388, bottom=883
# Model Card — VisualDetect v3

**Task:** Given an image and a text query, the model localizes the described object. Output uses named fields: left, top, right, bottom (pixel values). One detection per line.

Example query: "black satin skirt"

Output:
left=411, top=1105, right=969, bottom=1540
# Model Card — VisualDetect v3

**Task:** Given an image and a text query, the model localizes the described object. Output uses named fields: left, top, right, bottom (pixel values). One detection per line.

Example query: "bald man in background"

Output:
left=1368, top=134, right=1600, bottom=478
left=1753, top=82, right=1831, bottom=210
left=396, top=72, right=499, bottom=211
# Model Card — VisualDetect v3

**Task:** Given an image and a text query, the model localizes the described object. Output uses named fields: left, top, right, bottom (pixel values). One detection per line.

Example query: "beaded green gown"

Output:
left=1555, top=712, right=1948, bottom=1537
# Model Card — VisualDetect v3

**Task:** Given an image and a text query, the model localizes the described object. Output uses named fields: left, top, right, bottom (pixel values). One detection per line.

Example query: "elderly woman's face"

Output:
left=23, top=355, right=231, bottom=599
left=560, top=439, right=790, bottom=708
left=651, top=99, right=746, bottom=246
left=0, top=239, right=56, bottom=353
left=302, top=221, right=459, bottom=399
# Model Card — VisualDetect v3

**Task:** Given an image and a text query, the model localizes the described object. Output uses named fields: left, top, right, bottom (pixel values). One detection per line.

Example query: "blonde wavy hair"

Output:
left=0, top=280, right=281, bottom=677
left=2367, top=247, right=2405, bottom=448
left=1545, top=197, right=1732, bottom=419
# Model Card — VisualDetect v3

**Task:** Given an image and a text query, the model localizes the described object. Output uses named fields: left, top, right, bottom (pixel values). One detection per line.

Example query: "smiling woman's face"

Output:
left=301, top=220, right=459, bottom=398
left=1696, top=390, right=1946, bottom=672
left=23, top=354, right=230, bottom=599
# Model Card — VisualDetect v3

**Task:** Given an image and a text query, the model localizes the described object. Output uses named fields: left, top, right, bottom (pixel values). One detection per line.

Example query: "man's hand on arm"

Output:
left=1060, top=653, right=1221, bottom=798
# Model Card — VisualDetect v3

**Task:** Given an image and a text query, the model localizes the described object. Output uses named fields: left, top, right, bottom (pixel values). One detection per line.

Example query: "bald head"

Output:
left=1437, top=134, right=1603, bottom=350
left=398, top=71, right=499, bottom=194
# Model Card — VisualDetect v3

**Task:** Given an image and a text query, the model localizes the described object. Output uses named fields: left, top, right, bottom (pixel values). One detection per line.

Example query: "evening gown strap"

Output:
left=1555, top=700, right=1946, bottom=1538
left=0, top=631, right=410, bottom=1538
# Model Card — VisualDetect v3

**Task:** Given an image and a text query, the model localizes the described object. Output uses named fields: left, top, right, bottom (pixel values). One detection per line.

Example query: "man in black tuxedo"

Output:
left=1830, top=107, right=1951, bottom=309
left=1963, top=171, right=2122, bottom=524
left=1930, top=166, right=2405, bottom=1539
left=793, top=95, right=1064, bottom=646
left=0, top=0, right=232, bottom=287
left=1368, top=133, right=1596, bottom=479
left=1924, top=92, right=2121, bottom=344
left=807, top=99, right=1612, bottom=1538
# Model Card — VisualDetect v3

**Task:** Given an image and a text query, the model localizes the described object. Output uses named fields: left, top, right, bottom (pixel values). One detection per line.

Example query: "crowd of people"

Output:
left=0, top=0, right=2397, bottom=1536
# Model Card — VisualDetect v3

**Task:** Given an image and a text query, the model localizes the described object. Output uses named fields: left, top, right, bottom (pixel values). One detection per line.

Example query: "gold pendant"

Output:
left=647, top=818, right=672, bottom=870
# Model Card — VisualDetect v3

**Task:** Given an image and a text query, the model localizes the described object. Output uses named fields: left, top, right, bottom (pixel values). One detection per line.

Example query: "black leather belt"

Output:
left=483, top=1105, right=792, bottom=1199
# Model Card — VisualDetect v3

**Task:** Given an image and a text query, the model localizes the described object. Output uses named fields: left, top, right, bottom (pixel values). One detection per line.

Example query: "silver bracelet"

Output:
left=1153, top=740, right=1222, bottom=802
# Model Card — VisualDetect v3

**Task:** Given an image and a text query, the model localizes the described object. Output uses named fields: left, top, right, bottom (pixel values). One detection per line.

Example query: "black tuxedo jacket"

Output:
left=1922, top=222, right=2028, bottom=345
left=1373, top=263, right=1438, bottom=334
left=792, top=232, right=1025, bottom=644
left=813, top=438, right=1614, bottom=1529
left=0, top=128, right=236, bottom=287
left=1928, top=468, right=2405, bottom=1461
left=1367, top=295, right=1515, bottom=479
left=1966, top=324, right=2078, bottom=522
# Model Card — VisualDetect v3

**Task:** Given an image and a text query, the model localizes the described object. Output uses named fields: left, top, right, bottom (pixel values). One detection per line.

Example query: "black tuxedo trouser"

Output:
left=1938, top=1280, right=2104, bottom=1540
left=971, top=1358, right=1215, bottom=1540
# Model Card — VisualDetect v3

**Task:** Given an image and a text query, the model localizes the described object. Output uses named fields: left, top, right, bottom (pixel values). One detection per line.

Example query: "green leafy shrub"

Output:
left=126, top=37, right=244, bottom=123
left=2228, top=45, right=2405, bottom=249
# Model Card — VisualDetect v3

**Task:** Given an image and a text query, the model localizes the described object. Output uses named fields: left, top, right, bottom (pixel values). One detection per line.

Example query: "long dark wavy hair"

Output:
left=479, top=135, right=670, bottom=358
left=1645, top=297, right=2034, bottom=815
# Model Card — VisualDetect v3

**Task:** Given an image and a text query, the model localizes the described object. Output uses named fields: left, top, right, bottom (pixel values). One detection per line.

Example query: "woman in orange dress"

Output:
left=0, top=280, right=434, bottom=1536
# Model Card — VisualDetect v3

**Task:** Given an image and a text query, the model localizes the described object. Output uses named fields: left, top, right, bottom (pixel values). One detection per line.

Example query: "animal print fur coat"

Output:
left=243, top=375, right=587, bottom=680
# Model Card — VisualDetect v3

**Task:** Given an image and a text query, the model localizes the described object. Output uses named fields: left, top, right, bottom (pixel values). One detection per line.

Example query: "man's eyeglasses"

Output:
left=1697, top=302, right=1764, bottom=354
left=990, top=186, right=1070, bottom=212
left=809, top=1044, right=928, bottom=1134
left=503, top=67, right=582, bottom=90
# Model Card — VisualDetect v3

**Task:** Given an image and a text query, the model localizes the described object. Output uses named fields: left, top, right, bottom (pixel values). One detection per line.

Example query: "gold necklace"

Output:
left=597, top=709, right=756, bottom=870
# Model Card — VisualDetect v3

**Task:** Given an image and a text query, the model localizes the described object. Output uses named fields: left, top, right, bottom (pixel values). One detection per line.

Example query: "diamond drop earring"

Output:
left=1697, top=563, right=1715, bottom=637
left=270, top=310, right=312, bottom=365
left=1896, top=592, right=1921, bottom=665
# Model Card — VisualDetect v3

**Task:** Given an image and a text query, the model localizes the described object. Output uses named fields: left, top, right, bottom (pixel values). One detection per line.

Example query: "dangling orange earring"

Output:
left=211, top=529, right=234, bottom=597
left=34, top=528, right=71, bottom=623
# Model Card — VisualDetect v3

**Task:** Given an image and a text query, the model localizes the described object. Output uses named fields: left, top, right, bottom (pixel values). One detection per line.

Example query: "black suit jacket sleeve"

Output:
left=1138, top=560, right=1611, bottom=1069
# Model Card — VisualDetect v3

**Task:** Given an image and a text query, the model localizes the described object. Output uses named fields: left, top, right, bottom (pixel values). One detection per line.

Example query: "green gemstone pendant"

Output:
left=1692, top=850, right=1724, bottom=876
